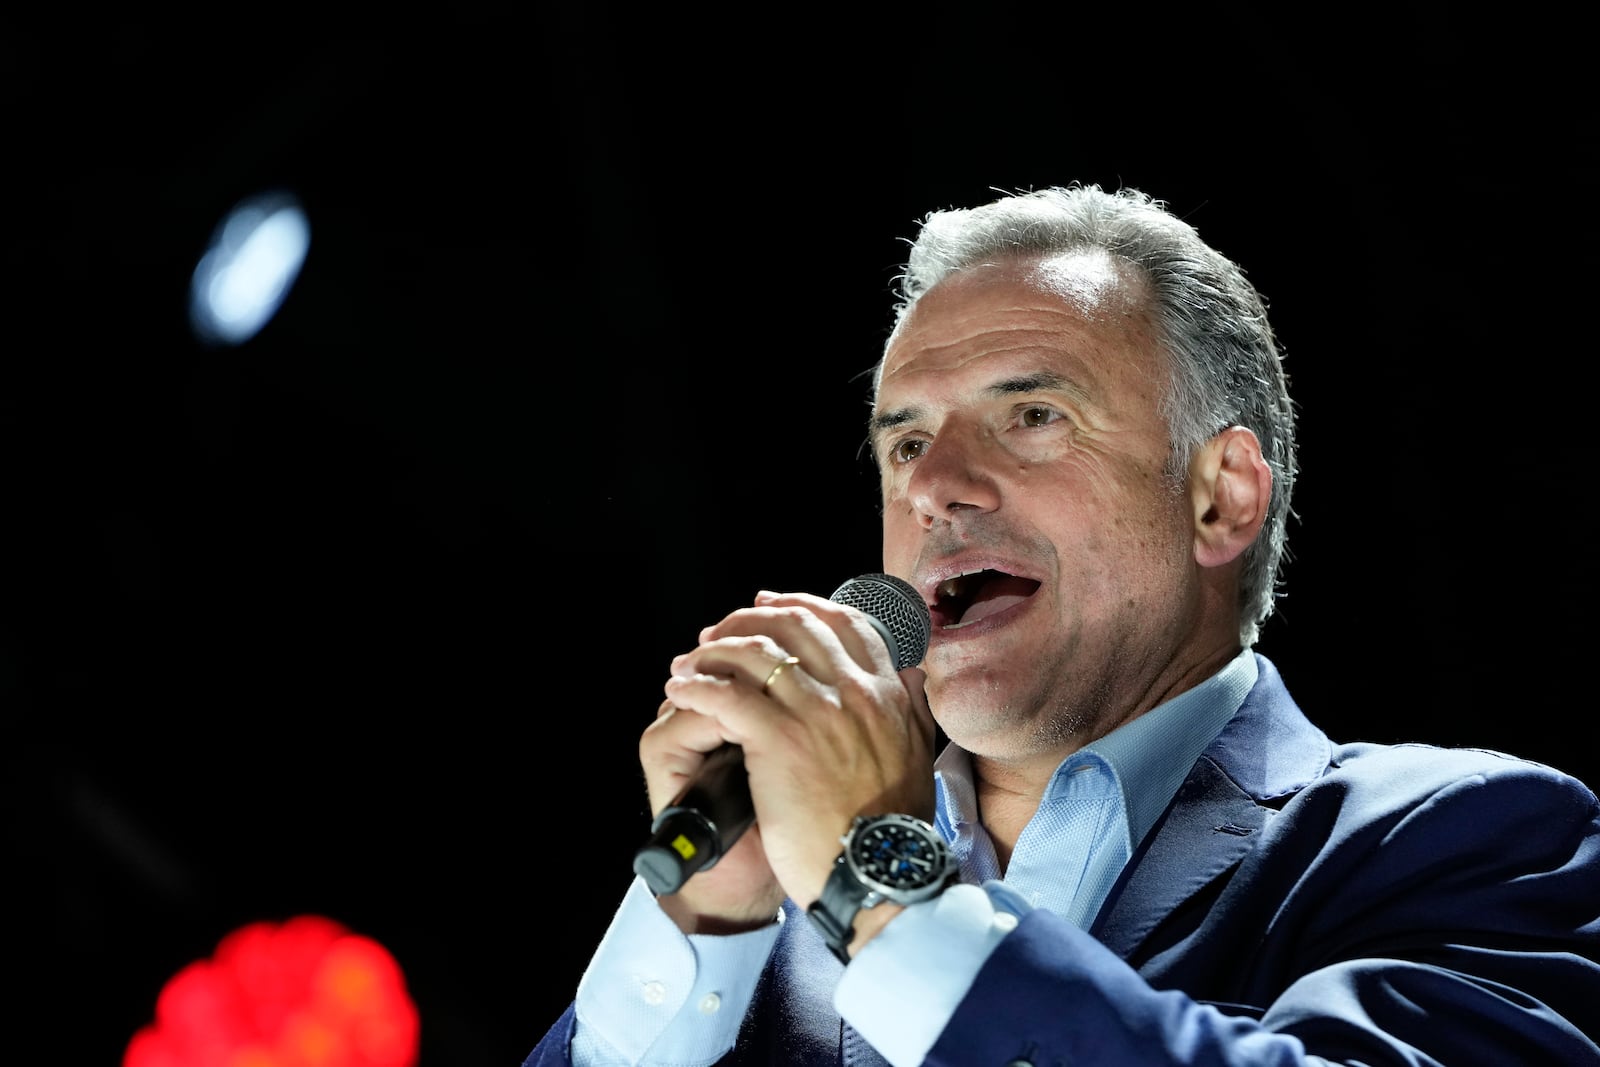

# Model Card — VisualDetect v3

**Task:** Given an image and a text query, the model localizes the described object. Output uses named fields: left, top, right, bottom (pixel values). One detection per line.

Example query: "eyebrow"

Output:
left=871, top=371, right=1086, bottom=437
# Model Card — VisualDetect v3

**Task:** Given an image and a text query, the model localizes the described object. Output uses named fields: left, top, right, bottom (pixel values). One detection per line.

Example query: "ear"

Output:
left=1190, top=426, right=1272, bottom=568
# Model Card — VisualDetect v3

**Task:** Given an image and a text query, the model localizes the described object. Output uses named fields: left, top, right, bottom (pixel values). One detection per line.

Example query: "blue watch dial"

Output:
left=847, top=815, right=950, bottom=892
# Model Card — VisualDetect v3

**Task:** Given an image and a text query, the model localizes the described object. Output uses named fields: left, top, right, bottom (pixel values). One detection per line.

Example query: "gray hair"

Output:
left=877, top=184, right=1297, bottom=647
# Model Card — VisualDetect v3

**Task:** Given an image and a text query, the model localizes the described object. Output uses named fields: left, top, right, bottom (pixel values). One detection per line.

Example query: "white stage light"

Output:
left=189, top=191, right=310, bottom=346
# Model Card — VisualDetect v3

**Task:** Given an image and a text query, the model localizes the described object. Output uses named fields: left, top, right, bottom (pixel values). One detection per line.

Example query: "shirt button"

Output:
left=641, top=980, right=666, bottom=1005
left=995, top=912, right=1019, bottom=932
left=698, top=993, right=722, bottom=1014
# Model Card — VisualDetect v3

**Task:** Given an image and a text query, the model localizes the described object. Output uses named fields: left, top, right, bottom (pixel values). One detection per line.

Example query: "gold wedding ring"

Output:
left=763, top=655, right=801, bottom=693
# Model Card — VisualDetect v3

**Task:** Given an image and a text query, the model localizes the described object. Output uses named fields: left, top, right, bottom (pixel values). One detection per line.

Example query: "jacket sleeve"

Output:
left=926, top=749, right=1600, bottom=1066
left=524, top=1004, right=577, bottom=1067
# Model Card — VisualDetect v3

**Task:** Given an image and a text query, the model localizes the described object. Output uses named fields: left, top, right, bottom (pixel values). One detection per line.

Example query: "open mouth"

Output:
left=931, top=570, right=1042, bottom=629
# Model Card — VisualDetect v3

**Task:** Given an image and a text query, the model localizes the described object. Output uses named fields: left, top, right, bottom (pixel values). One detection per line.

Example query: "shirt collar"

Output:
left=934, top=648, right=1257, bottom=847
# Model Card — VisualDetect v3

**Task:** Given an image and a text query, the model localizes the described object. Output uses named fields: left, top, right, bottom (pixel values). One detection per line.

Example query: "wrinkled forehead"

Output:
left=873, top=249, right=1150, bottom=397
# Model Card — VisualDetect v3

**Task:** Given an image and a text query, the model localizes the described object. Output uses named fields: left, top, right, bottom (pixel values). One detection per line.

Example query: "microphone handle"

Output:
left=633, top=743, right=752, bottom=895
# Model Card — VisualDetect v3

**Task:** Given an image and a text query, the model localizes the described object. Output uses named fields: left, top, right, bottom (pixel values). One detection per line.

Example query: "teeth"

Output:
left=937, top=568, right=987, bottom=597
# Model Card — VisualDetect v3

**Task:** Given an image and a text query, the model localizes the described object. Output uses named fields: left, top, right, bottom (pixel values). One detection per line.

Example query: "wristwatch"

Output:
left=806, top=813, right=959, bottom=965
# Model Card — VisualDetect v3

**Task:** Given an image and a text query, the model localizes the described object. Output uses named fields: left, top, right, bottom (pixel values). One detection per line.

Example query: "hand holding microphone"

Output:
left=634, top=573, right=932, bottom=896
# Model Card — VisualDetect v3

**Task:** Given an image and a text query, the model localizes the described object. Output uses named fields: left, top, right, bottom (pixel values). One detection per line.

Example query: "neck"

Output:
left=972, top=759, right=1049, bottom=873
left=969, top=641, right=1244, bottom=869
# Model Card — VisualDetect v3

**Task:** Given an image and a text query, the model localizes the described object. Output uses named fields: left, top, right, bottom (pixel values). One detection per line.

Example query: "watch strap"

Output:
left=807, top=853, right=870, bottom=965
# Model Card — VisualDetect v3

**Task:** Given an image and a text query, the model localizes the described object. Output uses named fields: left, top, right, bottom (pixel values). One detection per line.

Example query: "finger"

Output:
left=692, top=596, right=890, bottom=685
left=661, top=657, right=822, bottom=750
left=640, top=700, right=737, bottom=793
left=759, top=654, right=803, bottom=697
left=670, top=633, right=796, bottom=691
left=897, top=666, right=939, bottom=750
left=643, top=696, right=743, bottom=751
left=753, top=591, right=900, bottom=675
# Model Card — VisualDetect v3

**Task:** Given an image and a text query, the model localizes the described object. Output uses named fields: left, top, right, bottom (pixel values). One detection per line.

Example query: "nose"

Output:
left=906, top=423, right=1002, bottom=528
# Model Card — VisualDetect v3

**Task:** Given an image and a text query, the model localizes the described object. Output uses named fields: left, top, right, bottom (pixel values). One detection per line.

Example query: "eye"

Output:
left=890, top=437, right=930, bottom=464
left=1017, top=405, right=1063, bottom=428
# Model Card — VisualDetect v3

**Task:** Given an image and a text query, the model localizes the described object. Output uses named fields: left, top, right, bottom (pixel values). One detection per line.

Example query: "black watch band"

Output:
left=807, top=853, right=871, bottom=965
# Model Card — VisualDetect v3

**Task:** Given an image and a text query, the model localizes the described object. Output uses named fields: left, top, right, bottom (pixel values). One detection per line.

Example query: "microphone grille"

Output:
left=829, top=573, right=931, bottom=669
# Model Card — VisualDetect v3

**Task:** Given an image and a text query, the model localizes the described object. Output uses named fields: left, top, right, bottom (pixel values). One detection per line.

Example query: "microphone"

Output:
left=632, top=573, right=932, bottom=895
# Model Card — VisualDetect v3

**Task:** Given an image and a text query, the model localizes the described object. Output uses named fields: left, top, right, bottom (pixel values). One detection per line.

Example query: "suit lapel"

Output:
left=1090, top=654, right=1331, bottom=962
left=1090, top=755, right=1273, bottom=957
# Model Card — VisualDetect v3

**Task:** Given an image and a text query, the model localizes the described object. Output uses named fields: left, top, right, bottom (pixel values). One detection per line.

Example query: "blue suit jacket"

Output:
left=528, top=655, right=1600, bottom=1064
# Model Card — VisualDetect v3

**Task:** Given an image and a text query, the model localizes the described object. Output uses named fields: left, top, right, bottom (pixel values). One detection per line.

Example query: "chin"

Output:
left=924, top=666, right=1015, bottom=728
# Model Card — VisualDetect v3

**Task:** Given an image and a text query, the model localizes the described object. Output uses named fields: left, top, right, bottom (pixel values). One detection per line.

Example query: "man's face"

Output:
left=872, top=251, right=1206, bottom=763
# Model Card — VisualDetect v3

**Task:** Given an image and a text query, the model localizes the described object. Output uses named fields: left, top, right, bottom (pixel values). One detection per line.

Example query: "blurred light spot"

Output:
left=123, top=915, right=419, bottom=1067
left=189, top=191, right=310, bottom=346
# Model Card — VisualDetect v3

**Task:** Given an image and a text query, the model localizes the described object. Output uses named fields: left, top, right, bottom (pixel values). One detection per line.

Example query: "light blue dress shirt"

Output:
left=571, top=650, right=1257, bottom=1066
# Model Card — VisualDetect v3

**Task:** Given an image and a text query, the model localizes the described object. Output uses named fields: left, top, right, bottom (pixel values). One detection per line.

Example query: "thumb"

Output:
left=898, top=666, right=933, bottom=725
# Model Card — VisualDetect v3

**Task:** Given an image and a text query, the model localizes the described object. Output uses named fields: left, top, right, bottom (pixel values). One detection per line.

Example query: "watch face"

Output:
left=847, top=816, right=949, bottom=892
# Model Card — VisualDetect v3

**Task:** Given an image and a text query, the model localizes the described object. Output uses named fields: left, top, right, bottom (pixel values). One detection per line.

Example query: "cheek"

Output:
left=879, top=469, right=909, bottom=515
left=1107, top=455, right=1186, bottom=532
left=1059, top=465, right=1189, bottom=575
left=880, top=500, right=919, bottom=564
left=1112, top=499, right=1185, bottom=552
left=1110, top=502, right=1195, bottom=595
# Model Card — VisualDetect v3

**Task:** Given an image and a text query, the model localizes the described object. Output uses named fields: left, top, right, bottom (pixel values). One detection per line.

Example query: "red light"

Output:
left=125, top=916, right=419, bottom=1067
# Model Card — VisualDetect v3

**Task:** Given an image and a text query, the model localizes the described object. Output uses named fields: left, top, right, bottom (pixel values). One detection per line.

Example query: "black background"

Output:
left=5, top=9, right=1595, bottom=1066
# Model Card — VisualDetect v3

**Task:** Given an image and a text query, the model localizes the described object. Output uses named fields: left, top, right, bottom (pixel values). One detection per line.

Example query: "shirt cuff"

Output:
left=834, top=881, right=1025, bottom=1067
left=572, top=876, right=782, bottom=1066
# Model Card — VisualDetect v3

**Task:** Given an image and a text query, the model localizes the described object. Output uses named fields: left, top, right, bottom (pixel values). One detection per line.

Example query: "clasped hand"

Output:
left=642, top=589, right=938, bottom=935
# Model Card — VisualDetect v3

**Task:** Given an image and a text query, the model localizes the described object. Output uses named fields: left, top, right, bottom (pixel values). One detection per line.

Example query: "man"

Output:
left=527, top=185, right=1600, bottom=1065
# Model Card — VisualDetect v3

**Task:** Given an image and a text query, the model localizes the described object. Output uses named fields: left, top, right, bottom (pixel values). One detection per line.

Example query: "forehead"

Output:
left=875, top=250, right=1160, bottom=403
